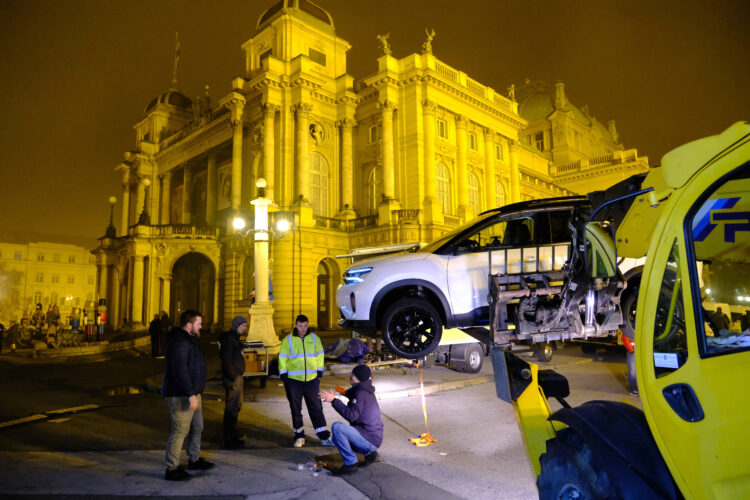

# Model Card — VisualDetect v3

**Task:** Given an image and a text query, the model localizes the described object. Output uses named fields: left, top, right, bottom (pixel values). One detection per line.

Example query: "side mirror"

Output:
left=584, top=222, right=617, bottom=278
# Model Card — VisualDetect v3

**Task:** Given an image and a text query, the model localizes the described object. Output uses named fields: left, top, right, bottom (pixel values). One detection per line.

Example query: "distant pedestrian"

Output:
left=219, top=316, right=247, bottom=449
left=713, top=307, right=730, bottom=331
left=150, top=314, right=162, bottom=357
left=279, top=314, right=333, bottom=448
left=161, top=309, right=214, bottom=481
left=69, top=307, right=81, bottom=332
left=85, top=303, right=96, bottom=341
left=160, top=311, right=172, bottom=356
left=320, top=364, right=383, bottom=475
left=96, top=299, right=107, bottom=340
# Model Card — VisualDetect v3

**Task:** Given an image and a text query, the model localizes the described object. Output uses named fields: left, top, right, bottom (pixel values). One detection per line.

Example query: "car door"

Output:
left=446, top=209, right=569, bottom=325
left=638, top=158, right=750, bottom=498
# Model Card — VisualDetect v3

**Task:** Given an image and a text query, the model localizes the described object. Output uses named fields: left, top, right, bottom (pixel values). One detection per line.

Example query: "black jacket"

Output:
left=332, top=379, right=384, bottom=447
left=219, top=329, right=246, bottom=382
left=161, top=327, right=207, bottom=397
left=149, top=319, right=161, bottom=337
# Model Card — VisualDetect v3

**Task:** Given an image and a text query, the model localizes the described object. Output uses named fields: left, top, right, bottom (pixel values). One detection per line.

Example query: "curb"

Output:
left=34, top=335, right=151, bottom=358
left=144, top=372, right=494, bottom=402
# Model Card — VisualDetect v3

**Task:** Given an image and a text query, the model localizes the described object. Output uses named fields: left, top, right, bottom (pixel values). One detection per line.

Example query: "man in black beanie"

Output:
left=320, top=364, right=383, bottom=475
left=219, top=315, right=247, bottom=449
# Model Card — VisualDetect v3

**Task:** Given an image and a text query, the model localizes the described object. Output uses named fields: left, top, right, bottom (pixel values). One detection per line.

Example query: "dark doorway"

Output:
left=317, top=261, right=329, bottom=330
left=171, top=252, right=215, bottom=327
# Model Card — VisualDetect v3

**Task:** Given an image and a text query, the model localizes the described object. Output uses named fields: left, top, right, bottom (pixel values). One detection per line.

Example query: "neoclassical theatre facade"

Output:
left=93, top=0, right=648, bottom=333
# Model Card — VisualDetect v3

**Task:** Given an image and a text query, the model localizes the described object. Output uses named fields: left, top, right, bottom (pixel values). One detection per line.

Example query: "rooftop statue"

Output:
left=376, top=33, right=391, bottom=56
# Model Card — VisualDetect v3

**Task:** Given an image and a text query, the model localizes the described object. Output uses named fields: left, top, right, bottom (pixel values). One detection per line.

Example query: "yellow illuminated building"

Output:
left=0, top=241, right=97, bottom=324
left=93, top=0, right=648, bottom=333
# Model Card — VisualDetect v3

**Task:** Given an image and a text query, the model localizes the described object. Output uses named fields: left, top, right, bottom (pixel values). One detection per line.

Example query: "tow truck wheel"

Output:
left=456, top=343, right=484, bottom=373
left=382, top=298, right=443, bottom=359
left=534, top=342, right=554, bottom=362
left=537, top=428, right=618, bottom=500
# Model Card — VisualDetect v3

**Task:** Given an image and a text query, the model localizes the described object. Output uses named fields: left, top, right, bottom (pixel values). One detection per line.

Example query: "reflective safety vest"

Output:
left=279, top=332, right=325, bottom=382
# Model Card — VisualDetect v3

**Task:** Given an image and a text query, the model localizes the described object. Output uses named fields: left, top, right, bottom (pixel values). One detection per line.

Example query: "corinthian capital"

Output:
left=422, top=99, right=437, bottom=115
left=294, top=102, right=313, bottom=118
left=378, top=100, right=396, bottom=114
left=262, top=102, right=279, bottom=117
left=337, top=117, right=357, bottom=130
left=484, top=128, right=497, bottom=141
left=456, top=115, right=470, bottom=129
left=224, top=95, right=246, bottom=127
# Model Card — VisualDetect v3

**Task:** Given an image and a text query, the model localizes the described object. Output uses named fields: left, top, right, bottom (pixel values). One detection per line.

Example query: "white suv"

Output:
left=337, top=197, right=596, bottom=359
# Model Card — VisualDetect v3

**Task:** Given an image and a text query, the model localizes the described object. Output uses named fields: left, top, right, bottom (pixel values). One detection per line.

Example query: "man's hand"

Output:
left=188, top=395, right=199, bottom=411
left=319, top=390, right=335, bottom=403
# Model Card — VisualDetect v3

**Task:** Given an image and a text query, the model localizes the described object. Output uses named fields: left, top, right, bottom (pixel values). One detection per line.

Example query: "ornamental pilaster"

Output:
left=509, top=140, right=521, bottom=203
left=378, top=101, right=397, bottom=200
left=456, top=115, right=470, bottom=218
left=337, top=118, right=357, bottom=213
left=262, top=103, right=279, bottom=202
left=225, top=95, right=246, bottom=210
left=294, top=103, right=313, bottom=204
left=484, top=129, right=497, bottom=209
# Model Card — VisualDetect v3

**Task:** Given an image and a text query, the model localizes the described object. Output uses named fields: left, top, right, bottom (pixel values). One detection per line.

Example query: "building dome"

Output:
left=145, top=88, right=192, bottom=114
left=518, top=91, right=554, bottom=123
left=256, top=0, right=334, bottom=33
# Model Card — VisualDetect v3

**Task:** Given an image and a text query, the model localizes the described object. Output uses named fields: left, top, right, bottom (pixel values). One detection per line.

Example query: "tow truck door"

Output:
left=638, top=157, right=750, bottom=498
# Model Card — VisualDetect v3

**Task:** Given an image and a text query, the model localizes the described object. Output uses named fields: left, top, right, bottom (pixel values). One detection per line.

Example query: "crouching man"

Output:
left=320, top=364, right=383, bottom=476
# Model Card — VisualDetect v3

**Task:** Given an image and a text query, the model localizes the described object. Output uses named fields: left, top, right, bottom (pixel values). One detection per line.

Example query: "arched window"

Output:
left=468, top=172, right=481, bottom=215
left=495, top=180, right=506, bottom=208
left=309, top=152, right=329, bottom=217
left=367, top=168, right=379, bottom=215
left=436, top=162, right=452, bottom=215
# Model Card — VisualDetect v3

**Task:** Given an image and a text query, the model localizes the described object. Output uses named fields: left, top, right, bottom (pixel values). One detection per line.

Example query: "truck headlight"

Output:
left=343, top=266, right=373, bottom=285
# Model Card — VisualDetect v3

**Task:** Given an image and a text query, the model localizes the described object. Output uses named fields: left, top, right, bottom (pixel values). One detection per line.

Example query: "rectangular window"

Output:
left=469, top=132, right=477, bottom=150
left=53, top=254, right=60, bottom=263
left=52, top=274, right=60, bottom=284
left=535, top=132, right=544, bottom=151
left=369, top=124, right=382, bottom=143
left=437, top=119, right=447, bottom=139
left=14, top=251, right=22, bottom=260
left=88, top=275, right=94, bottom=285
left=495, top=144, right=503, bottom=161
left=67, top=275, right=75, bottom=284
left=259, top=48, right=272, bottom=65
left=37, top=253, right=44, bottom=262
left=308, top=48, right=326, bottom=66
left=35, top=273, right=44, bottom=283
left=68, top=255, right=75, bottom=263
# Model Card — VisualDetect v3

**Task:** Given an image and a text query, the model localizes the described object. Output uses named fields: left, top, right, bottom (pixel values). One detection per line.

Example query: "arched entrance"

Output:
left=171, top=252, right=216, bottom=327
left=316, top=258, right=339, bottom=330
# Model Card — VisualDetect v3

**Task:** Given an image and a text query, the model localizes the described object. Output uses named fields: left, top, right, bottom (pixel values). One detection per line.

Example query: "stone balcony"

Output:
left=549, top=149, right=648, bottom=177
left=127, top=223, right=221, bottom=240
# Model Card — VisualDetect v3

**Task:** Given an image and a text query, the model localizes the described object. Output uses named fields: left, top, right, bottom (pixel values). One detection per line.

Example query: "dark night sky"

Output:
left=0, top=0, right=748, bottom=247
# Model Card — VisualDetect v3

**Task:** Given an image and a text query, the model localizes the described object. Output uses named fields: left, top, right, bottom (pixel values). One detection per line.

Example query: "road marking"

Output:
left=46, top=404, right=99, bottom=414
left=0, top=404, right=99, bottom=430
left=0, top=414, right=46, bottom=429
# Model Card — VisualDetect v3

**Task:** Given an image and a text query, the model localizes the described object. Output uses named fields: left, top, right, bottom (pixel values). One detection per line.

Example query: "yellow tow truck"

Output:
left=492, top=122, right=750, bottom=499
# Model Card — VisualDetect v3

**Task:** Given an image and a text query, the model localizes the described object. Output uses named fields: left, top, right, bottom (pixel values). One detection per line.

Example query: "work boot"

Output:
left=293, top=436, right=305, bottom=448
left=187, top=458, right=215, bottom=470
left=361, top=451, right=380, bottom=467
left=333, top=463, right=358, bottom=476
left=164, top=467, right=192, bottom=481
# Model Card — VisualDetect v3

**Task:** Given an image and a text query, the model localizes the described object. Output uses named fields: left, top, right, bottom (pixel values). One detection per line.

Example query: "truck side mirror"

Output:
left=584, top=222, right=617, bottom=278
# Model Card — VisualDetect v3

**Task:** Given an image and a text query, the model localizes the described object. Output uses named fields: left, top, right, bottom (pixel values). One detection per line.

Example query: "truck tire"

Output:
left=537, top=428, right=619, bottom=500
left=456, top=343, right=484, bottom=373
left=382, top=298, right=443, bottom=359
left=534, top=342, right=554, bottom=362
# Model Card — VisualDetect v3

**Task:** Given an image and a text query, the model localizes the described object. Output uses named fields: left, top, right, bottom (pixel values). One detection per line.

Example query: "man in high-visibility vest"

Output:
left=279, top=314, right=333, bottom=448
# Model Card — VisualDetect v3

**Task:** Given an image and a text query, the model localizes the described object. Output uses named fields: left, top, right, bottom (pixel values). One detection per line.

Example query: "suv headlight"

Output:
left=343, top=266, right=373, bottom=285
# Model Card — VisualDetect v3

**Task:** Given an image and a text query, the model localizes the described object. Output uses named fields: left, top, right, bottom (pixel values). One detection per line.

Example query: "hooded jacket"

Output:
left=332, top=379, right=384, bottom=447
left=219, top=328, right=246, bottom=382
left=162, top=327, right=207, bottom=397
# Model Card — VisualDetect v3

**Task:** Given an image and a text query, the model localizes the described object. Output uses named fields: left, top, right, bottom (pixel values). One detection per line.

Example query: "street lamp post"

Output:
left=245, top=178, right=281, bottom=354
left=105, top=196, right=117, bottom=238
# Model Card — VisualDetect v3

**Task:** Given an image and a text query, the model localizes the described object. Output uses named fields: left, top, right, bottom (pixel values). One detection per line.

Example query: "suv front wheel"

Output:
left=382, top=298, right=443, bottom=359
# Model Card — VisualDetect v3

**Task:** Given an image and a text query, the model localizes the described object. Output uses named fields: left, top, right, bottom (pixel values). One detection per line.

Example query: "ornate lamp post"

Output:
left=137, top=178, right=151, bottom=225
left=105, top=196, right=118, bottom=238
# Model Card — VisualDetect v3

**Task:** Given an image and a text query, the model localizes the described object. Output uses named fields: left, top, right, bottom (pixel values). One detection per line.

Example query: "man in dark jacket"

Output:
left=320, top=364, right=383, bottom=476
left=161, top=309, right=214, bottom=481
left=219, top=315, right=247, bottom=449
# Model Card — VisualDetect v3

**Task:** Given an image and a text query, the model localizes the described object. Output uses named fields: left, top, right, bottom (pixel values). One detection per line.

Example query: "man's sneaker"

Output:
left=320, top=437, right=335, bottom=447
left=293, top=436, right=305, bottom=448
left=187, top=458, right=216, bottom=470
left=361, top=451, right=380, bottom=467
left=333, top=463, right=358, bottom=476
left=164, top=467, right=192, bottom=481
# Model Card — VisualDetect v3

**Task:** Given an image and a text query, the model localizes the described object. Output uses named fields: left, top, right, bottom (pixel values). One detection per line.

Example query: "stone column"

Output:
left=379, top=101, right=396, bottom=200
left=226, top=96, right=246, bottom=211
left=182, top=165, right=192, bottom=224
left=132, top=256, right=144, bottom=326
left=121, top=170, right=131, bottom=233
left=262, top=103, right=278, bottom=202
left=338, top=118, right=356, bottom=214
left=160, top=172, right=171, bottom=224
left=456, top=115, right=470, bottom=218
left=99, top=264, right=109, bottom=304
left=206, top=152, right=217, bottom=224
left=294, top=103, right=312, bottom=204
left=422, top=100, right=441, bottom=224
left=162, top=275, right=171, bottom=316
left=484, top=129, right=497, bottom=208
left=510, top=140, right=521, bottom=203
left=135, top=177, right=146, bottom=223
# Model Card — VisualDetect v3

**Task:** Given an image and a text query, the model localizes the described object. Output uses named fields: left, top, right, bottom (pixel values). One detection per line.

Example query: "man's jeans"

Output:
left=165, top=395, right=203, bottom=469
left=331, top=421, right=377, bottom=466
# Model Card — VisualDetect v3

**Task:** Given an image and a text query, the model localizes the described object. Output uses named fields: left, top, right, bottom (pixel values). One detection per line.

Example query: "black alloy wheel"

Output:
left=382, top=298, right=443, bottom=359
